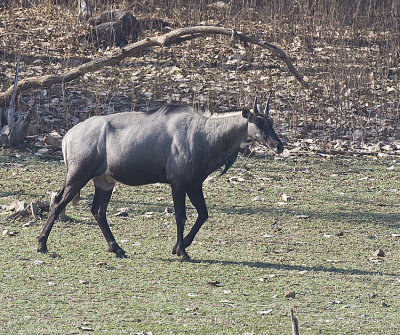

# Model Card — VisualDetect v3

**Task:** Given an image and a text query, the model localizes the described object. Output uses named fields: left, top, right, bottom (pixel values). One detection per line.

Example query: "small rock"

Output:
left=43, top=131, right=62, bottom=149
left=37, top=148, right=50, bottom=155
left=23, top=221, right=34, bottom=227
left=257, top=309, right=273, bottom=315
left=207, top=281, right=224, bottom=287
left=229, top=176, right=245, bottom=184
left=96, top=261, right=107, bottom=267
left=281, top=193, right=289, bottom=202
left=2, top=229, right=18, bottom=236
left=295, top=214, right=310, bottom=219
left=374, top=249, right=385, bottom=257
left=0, top=125, right=10, bottom=145
left=87, top=9, right=137, bottom=47
left=205, top=176, right=216, bottom=184
left=164, top=207, right=174, bottom=217
left=294, top=167, right=308, bottom=173
left=115, top=211, right=128, bottom=217
left=208, top=1, right=229, bottom=9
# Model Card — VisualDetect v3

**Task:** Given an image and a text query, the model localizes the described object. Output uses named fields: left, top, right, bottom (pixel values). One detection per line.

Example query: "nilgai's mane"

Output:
left=144, top=104, right=196, bottom=115
left=143, top=104, right=245, bottom=119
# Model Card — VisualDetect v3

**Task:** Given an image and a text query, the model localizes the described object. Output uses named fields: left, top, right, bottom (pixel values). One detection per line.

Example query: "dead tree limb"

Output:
left=0, top=25, right=309, bottom=108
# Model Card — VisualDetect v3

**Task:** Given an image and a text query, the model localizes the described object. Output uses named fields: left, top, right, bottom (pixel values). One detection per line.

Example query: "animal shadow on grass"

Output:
left=160, top=257, right=398, bottom=277
left=220, top=205, right=400, bottom=229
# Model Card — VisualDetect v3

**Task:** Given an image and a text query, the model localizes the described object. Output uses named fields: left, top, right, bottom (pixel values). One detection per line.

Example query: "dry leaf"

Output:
left=257, top=309, right=273, bottom=315
left=295, top=214, right=310, bottom=219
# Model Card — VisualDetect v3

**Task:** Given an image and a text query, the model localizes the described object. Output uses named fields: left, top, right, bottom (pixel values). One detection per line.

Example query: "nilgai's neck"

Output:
left=205, top=113, right=248, bottom=157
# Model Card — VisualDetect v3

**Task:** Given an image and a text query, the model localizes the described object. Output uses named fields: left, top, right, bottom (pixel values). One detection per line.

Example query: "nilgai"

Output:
left=38, top=97, right=284, bottom=261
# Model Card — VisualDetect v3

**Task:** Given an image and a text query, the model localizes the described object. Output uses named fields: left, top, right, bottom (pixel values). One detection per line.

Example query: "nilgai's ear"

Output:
left=242, top=109, right=251, bottom=118
left=242, top=109, right=256, bottom=122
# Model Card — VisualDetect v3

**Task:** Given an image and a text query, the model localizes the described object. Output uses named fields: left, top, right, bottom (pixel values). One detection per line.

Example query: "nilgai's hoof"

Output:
left=114, top=248, right=127, bottom=258
left=37, top=243, right=48, bottom=254
left=180, top=255, right=192, bottom=262
left=108, top=242, right=127, bottom=258
left=172, top=241, right=189, bottom=255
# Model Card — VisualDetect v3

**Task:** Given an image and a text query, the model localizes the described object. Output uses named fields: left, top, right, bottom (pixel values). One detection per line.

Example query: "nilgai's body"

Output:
left=38, top=100, right=283, bottom=261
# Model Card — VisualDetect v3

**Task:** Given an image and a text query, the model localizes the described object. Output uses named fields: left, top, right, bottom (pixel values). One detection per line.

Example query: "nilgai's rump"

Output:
left=38, top=97, right=283, bottom=261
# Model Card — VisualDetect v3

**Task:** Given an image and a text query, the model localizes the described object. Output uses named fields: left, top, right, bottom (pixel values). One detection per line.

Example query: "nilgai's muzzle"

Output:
left=276, top=141, right=284, bottom=154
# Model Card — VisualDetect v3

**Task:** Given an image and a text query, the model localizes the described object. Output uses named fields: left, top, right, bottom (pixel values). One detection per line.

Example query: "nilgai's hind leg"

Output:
left=171, top=185, right=191, bottom=262
left=172, top=184, right=208, bottom=255
left=91, top=178, right=126, bottom=258
left=37, top=179, right=87, bottom=254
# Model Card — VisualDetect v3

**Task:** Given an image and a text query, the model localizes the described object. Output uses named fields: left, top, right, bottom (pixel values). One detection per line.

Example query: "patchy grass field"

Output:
left=1, top=151, right=400, bottom=334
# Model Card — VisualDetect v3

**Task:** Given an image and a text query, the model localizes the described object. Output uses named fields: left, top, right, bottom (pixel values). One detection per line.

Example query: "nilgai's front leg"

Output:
left=171, top=185, right=191, bottom=262
left=172, top=184, right=208, bottom=255
left=91, top=186, right=126, bottom=258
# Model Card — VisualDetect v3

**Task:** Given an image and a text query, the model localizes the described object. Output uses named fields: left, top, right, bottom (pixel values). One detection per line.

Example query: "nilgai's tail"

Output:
left=71, top=191, right=80, bottom=208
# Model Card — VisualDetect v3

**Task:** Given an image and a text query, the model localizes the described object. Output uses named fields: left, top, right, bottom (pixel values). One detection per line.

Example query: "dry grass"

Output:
left=0, top=0, right=399, bottom=147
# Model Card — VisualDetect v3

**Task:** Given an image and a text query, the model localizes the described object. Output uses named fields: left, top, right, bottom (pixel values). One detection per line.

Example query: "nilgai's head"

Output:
left=242, top=94, right=284, bottom=154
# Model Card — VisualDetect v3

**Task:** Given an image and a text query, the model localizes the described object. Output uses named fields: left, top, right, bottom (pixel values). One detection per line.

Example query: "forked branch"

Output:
left=0, top=25, right=309, bottom=107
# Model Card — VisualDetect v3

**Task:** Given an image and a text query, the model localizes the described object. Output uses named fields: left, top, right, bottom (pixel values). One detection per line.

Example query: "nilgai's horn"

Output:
left=264, top=91, right=273, bottom=116
left=253, top=97, right=260, bottom=115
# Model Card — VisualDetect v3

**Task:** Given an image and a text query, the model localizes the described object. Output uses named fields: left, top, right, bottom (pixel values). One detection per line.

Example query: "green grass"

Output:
left=1, top=152, right=400, bottom=334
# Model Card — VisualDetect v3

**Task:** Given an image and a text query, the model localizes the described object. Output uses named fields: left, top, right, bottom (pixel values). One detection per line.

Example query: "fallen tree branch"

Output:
left=0, top=25, right=309, bottom=108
